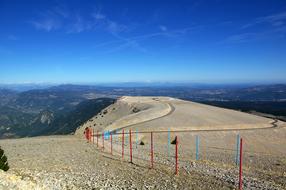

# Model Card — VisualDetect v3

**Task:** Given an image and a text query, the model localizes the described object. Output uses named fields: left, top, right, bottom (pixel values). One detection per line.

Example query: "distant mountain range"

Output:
left=0, top=83, right=285, bottom=138
left=0, top=85, right=115, bottom=138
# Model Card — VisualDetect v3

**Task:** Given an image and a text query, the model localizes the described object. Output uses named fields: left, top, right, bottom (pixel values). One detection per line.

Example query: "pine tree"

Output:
left=0, top=147, right=9, bottom=171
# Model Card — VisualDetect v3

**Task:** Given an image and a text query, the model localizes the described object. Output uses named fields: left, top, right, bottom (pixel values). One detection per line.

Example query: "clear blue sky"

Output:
left=0, top=0, right=286, bottom=84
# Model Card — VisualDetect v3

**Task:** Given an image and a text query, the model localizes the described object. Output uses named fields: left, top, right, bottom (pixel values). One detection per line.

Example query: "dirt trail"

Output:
left=110, top=102, right=176, bottom=133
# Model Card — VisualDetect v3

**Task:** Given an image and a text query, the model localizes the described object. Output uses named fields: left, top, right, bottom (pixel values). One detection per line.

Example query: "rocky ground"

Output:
left=110, top=134, right=286, bottom=190
left=0, top=135, right=285, bottom=189
left=0, top=135, right=239, bottom=190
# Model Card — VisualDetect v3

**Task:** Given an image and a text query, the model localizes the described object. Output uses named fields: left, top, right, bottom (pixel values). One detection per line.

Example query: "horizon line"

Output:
left=0, top=81, right=286, bottom=86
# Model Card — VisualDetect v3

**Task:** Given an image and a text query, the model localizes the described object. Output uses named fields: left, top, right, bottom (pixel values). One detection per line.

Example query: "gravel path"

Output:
left=0, top=135, right=236, bottom=190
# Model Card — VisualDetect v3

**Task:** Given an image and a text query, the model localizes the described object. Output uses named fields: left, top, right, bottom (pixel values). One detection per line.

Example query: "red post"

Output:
left=88, top=128, right=91, bottom=143
left=129, top=129, right=133, bottom=163
left=96, top=131, right=99, bottom=147
left=239, top=138, right=243, bottom=190
left=122, top=129, right=124, bottom=159
left=175, top=135, right=178, bottom=175
left=151, top=132, right=154, bottom=169
left=102, top=132, right=104, bottom=150
left=92, top=129, right=94, bottom=144
left=111, top=132, right=113, bottom=155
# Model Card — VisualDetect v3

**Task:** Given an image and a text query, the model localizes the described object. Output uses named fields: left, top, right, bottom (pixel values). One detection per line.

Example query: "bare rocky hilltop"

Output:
left=0, top=96, right=285, bottom=189
left=76, top=96, right=273, bottom=134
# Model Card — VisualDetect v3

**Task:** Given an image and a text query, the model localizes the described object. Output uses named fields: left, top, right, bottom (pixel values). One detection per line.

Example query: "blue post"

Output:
left=104, top=131, right=110, bottom=140
left=236, top=134, right=240, bottom=166
left=168, top=128, right=171, bottom=157
left=196, top=135, right=199, bottom=160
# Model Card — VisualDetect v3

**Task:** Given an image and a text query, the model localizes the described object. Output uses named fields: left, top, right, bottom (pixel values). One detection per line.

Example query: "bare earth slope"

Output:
left=76, top=96, right=273, bottom=134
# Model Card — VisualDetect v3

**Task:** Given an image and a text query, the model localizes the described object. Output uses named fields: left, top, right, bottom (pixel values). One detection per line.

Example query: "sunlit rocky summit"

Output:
left=1, top=96, right=285, bottom=189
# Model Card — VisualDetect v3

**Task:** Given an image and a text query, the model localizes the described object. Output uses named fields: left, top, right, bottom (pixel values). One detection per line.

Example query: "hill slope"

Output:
left=76, top=96, right=273, bottom=135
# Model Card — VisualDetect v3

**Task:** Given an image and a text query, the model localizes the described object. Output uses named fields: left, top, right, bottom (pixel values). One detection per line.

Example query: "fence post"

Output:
left=196, top=135, right=199, bottom=161
left=151, top=132, right=154, bottom=169
left=96, top=131, right=98, bottom=147
left=136, top=129, right=138, bottom=148
left=175, top=135, right=178, bottom=175
left=236, top=134, right=240, bottom=165
left=239, top=138, right=243, bottom=190
left=92, top=129, right=94, bottom=144
left=129, top=129, right=133, bottom=163
left=168, top=128, right=171, bottom=157
left=102, top=132, right=104, bottom=150
left=111, top=132, right=113, bottom=155
left=122, top=129, right=124, bottom=159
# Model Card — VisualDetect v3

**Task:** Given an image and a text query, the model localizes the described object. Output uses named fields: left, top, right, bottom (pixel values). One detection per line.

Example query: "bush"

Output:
left=0, top=147, right=9, bottom=171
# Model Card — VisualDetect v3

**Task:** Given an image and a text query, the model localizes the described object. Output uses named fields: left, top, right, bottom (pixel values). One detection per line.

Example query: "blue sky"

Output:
left=0, top=0, right=286, bottom=84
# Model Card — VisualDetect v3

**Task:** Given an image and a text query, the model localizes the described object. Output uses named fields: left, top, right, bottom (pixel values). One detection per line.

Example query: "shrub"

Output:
left=0, top=147, right=9, bottom=171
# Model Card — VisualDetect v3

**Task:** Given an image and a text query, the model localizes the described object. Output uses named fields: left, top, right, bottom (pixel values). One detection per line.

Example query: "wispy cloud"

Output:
left=94, top=26, right=201, bottom=48
left=242, top=11, right=286, bottom=29
left=29, top=5, right=203, bottom=52
left=103, top=39, right=147, bottom=53
left=30, top=18, right=61, bottom=32
left=91, top=9, right=127, bottom=35
left=224, top=33, right=259, bottom=44
left=67, top=14, right=93, bottom=33
left=222, top=11, right=286, bottom=44
left=94, top=25, right=203, bottom=53
left=29, top=6, right=127, bottom=35
left=222, top=29, right=285, bottom=44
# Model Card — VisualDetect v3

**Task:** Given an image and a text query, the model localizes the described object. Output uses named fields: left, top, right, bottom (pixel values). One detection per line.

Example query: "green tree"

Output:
left=0, top=146, right=9, bottom=171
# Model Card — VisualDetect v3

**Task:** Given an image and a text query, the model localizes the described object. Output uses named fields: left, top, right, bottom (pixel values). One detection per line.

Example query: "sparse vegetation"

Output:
left=0, top=147, right=9, bottom=171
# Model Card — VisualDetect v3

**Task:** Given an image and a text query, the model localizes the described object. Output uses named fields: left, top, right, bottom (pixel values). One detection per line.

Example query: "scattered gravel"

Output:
left=0, top=135, right=285, bottom=189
